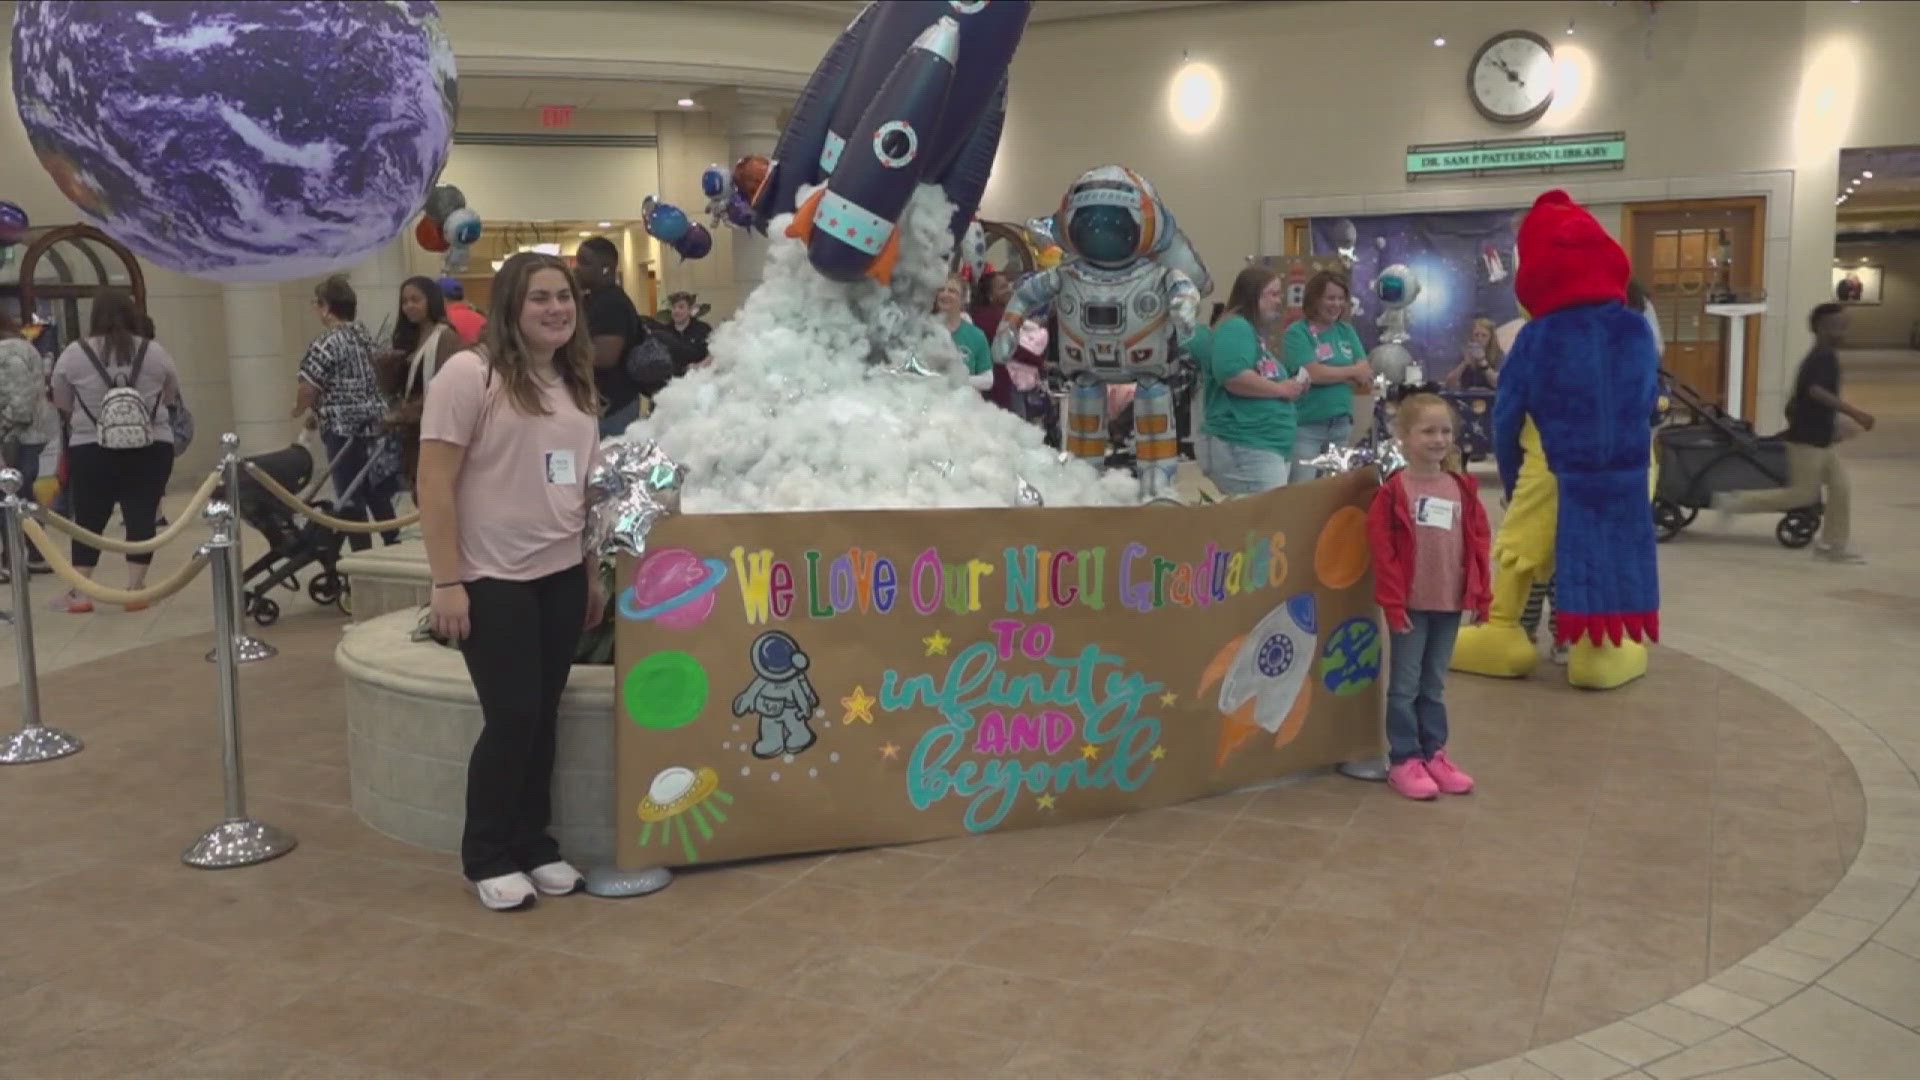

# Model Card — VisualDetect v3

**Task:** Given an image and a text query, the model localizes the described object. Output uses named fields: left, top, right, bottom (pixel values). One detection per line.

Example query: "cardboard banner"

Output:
left=613, top=473, right=1385, bottom=868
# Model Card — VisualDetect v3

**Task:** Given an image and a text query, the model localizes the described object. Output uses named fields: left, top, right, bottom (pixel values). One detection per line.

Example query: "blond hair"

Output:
left=1391, top=392, right=1464, bottom=474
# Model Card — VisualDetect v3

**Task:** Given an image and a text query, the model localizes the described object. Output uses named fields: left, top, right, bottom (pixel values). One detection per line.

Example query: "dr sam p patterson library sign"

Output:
left=1407, top=133, right=1627, bottom=179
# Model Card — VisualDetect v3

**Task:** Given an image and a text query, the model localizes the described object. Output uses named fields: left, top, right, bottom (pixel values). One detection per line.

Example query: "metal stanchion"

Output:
left=182, top=498, right=295, bottom=868
left=206, top=433, right=275, bottom=664
left=0, top=469, right=81, bottom=765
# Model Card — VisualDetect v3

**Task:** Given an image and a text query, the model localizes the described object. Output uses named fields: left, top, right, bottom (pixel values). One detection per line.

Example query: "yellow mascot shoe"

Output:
left=1566, top=638, right=1648, bottom=690
left=1451, top=623, right=1541, bottom=679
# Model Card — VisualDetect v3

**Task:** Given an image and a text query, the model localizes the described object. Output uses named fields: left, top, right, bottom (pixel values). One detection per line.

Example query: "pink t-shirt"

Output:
left=1401, top=471, right=1466, bottom=612
left=419, top=350, right=598, bottom=583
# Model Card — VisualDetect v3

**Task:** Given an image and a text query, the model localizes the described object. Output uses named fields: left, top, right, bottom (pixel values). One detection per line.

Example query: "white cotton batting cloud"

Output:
left=625, top=184, right=1135, bottom=514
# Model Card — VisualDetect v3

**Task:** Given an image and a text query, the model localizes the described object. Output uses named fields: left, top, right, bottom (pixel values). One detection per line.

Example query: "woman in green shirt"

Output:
left=936, top=275, right=995, bottom=396
left=1195, top=265, right=1309, bottom=495
left=1280, top=271, right=1373, bottom=483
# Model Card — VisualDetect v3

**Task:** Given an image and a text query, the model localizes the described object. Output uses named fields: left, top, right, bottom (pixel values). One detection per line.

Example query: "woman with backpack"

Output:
left=48, top=290, right=179, bottom=613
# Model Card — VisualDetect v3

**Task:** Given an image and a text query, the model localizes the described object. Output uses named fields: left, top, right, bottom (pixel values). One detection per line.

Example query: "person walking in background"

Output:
left=1282, top=271, right=1372, bottom=483
left=418, top=252, right=604, bottom=912
left=48, top=290, right=179, bottom=612
left=438, top=276, right=487, bottom=347
left=1366, top=393, right=1491, bottom=800
left=936, top=275, right=995, bottom=396
left=573, top=237, right=648, bottom=437
left=377, top=276, right=462, bottom=490
left=1713, top=303, right=1874, bottom=562
left=1194, top=265, right=1309, bottom=495
left=293, top=275, right=402, bottom=550
left=0, top=308, right=57, bottom=577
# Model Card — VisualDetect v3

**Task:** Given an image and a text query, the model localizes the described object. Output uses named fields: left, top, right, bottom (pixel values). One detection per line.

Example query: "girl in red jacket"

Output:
left=1367, top=394, right=1493, bottom=800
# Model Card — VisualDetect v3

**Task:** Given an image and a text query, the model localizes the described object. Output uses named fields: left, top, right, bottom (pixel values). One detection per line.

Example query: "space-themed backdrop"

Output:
left=610, top=474, right=1385, bottom=867
left=1311, top=210, right=1522, bottom=378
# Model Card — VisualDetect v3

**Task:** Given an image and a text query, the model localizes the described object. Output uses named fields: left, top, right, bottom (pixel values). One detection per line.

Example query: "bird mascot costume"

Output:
left=1450, top=189, right=1661, bottom=690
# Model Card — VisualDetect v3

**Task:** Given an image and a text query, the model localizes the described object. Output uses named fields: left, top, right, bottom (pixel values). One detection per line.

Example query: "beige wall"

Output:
left=1833, top=239, right=1920, bottom=348
left=981, top=0, right=1920, bottom=422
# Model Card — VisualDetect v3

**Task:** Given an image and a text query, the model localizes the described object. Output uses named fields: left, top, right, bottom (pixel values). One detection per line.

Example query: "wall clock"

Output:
left=1468, top=30, right=1555, bottom=124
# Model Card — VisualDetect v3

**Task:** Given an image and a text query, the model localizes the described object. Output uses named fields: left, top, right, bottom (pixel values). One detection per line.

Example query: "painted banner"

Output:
left=612, top=473, right=1385, bottom=868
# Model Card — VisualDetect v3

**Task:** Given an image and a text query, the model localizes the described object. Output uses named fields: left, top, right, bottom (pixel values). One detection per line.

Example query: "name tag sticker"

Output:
left=1414, top=495, right=1457, bottom=530
left=545, top=449, right=577, bottom=485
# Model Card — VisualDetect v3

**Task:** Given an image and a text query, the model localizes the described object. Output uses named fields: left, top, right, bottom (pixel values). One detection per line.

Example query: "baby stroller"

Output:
left=1651, top=376, right=1821, bottom=547
left=221, top=435, right=387, bottom=625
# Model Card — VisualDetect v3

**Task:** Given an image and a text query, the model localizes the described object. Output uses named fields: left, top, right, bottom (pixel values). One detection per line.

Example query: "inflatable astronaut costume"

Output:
left=992, top=165, right=1212, bottom=503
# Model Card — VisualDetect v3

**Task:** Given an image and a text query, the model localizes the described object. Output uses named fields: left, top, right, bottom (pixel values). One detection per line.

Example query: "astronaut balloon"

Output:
left=1368, top=262, right=1421, bottom=385
left=992, top=165, right=1213, bottom=503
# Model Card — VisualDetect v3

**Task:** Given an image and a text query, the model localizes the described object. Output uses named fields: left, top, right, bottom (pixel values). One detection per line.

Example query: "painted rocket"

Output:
left=752, top=0, right=1033, bottom=285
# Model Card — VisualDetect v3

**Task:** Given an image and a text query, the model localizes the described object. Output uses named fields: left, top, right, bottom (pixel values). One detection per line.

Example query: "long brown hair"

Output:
left=478, top=252, right=598, bottom=417
left=88, top=289, right=143, bottom=366
left=1221, top=265, right=1279, bottom=330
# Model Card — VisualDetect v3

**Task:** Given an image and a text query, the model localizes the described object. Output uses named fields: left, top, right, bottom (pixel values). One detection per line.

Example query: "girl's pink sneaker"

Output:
left=1387, top=759, right=1439, bottom=800
left=1424, top=749, right=1475, bottom=794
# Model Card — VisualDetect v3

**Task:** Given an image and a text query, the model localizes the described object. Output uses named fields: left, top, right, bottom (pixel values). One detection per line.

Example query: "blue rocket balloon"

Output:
left=754, top=0, right=1032, bottom=285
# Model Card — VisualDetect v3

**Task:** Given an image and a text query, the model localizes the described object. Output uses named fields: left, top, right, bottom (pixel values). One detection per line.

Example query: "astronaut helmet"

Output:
left=748, top=630, right=809, bottom=679
left=1373, top=263, right=1421, bottom=310
left=1056, top=164, right=1164, bottom=267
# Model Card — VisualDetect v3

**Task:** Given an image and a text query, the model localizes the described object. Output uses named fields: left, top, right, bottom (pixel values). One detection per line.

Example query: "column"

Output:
left=725, top=89, right=788, bottom=300
left=223, top=282, right=290, bottom=454
left=350, top=236, right=412, bottom=346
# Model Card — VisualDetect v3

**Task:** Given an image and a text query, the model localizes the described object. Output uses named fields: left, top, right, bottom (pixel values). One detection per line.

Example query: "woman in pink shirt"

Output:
left=419, top=252, right=605, bottom=912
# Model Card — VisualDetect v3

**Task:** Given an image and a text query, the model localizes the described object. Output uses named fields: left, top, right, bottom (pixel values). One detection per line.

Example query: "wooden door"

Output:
left=1623, top=198, right=1765, bottom=413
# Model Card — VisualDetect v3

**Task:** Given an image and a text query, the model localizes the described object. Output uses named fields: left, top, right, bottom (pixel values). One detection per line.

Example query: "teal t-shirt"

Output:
left=1280, top=318, right=1367, bottom=424
left=951, top=320, right=991, bottom=376
left=1200, top=315, right=1295, bottom=454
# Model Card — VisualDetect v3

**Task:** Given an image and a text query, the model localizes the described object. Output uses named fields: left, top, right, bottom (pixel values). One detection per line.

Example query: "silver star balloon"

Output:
left=1016, top=478, right=1044, bottom=507
left=1299, top=444, right=1368, bottom=476
left=586, top=440, right=686, bottom=559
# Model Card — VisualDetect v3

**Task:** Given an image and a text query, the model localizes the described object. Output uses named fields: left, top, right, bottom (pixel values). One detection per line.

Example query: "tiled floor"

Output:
left=1, top=349, right=1917, bottom=1079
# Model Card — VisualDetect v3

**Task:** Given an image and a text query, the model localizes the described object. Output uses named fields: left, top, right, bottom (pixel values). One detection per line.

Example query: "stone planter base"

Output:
left=338, top=609, right=617, bottom=862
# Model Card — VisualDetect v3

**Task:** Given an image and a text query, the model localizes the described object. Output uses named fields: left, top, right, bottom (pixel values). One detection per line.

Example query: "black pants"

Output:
left=321, top=430, right=400, bottom=551
left=459, top=563, right=587, bottom=881
left=66, top=442, right=173, bottom=568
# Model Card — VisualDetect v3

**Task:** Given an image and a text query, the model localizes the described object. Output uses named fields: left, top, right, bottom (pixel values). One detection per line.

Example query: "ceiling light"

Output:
left=1861, top=169, right=1874, bottom=178
left=1168, top=60, right=1224, bottom=134
left=677, top=97, right=695, bottom=108
left=577, top=231, right=592, bottom=237
left=597, top=221, right=613, bottom=228
left=1566, top=19, right=1576, bottom=35
left=1433, top=37, right=1446, bottom=47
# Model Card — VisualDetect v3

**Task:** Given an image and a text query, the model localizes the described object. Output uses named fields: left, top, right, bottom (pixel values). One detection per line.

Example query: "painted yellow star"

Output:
left=1036, top=793, right=1056, bottom=810
left=1079, top=743, right=1101, bottom=761
left=1151, top=745, right=1167, bottom=761
left=841, top=685, right=877, bottom=725
left=879, top=742, right=900, bottom=760
left=1159, top=691, right=1178, bottom=707
left=922, top=630, right=951, bottom=657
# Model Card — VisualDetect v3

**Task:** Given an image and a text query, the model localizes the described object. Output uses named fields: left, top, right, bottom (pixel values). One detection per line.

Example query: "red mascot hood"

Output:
left=1514, top=189, right=1629, bottom=316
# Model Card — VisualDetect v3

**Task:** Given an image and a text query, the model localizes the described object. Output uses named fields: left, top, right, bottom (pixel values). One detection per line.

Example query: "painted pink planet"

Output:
left=622, top=548, right=728, bottom=630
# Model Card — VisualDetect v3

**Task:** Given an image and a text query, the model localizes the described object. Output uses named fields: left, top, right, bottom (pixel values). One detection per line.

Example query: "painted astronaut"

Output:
left=732, top=631, right=821, bottom=759
left=993, top=165, right=1209, bottom=503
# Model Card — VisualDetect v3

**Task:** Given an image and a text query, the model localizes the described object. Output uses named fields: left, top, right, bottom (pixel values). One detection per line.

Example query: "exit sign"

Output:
left=540, top=105, right=575, bottom=128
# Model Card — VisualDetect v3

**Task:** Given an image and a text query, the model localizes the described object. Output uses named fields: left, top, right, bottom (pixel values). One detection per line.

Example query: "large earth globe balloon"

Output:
left=9, top=1, right=458, bottom=282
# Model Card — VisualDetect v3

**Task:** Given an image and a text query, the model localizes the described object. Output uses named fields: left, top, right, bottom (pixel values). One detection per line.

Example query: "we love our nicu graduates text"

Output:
left=728, top=531, right=1296, bottom=625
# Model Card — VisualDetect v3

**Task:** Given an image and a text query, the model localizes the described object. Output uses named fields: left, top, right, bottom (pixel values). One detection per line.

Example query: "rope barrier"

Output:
left=243, top=461, right=420, bottom=533
left=32, top=466, right=223, bottom=555
left=20, top=517, right=212, bottom=606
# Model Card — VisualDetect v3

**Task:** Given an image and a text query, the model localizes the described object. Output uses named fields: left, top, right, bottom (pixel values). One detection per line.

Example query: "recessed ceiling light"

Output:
left=1861, top=169, right=1874, bottom=178
left=677, top=97, right=695, bottom=108
left=577, top=231, right=592, bottom=237
left=597, top=221, right=613, bottom=228
left=1433, top=37, right=1446, bottom=47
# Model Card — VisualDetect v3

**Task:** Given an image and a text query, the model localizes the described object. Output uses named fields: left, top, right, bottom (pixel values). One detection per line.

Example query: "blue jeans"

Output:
left=1291, top=414, right=1354, bottom=484
left=1197, top=432, right=1291, bottom=496
left=599, top=396, right=643, bottom=439
left=1386, top=610, right=1462, bottom=764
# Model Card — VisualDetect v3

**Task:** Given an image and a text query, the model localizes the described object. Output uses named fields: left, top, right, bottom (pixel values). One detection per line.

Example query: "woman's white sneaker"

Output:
left=472, top=872, right=538, bottom=911
left=528, top=860, right=585, bottom=896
